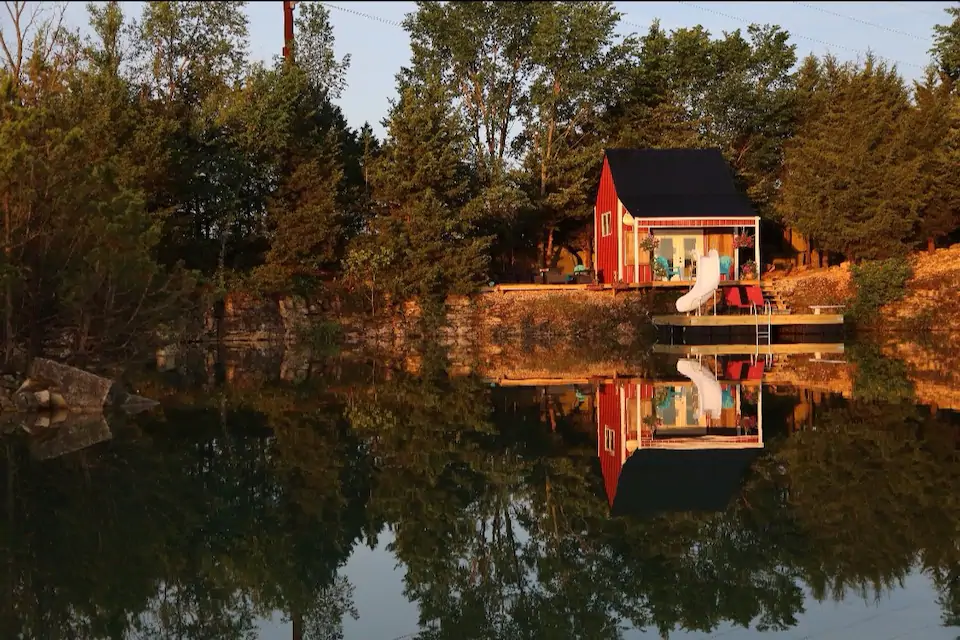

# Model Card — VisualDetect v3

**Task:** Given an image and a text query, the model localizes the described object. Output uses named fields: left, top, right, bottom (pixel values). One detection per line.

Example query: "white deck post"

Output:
left=635, top=387, right=641, bottom=452
left=617, top=201, right=624, bottom=282
left=734, top=226, right=740, bottom=282
left=596, top=388, right=601, bottom=458
left=619, top=386, right=627, bottom=465
left=633, top=218, right=640, bottom=283
left=757, top=384, right=764, bottom=446
left=754, top=216, right=761, bottom=283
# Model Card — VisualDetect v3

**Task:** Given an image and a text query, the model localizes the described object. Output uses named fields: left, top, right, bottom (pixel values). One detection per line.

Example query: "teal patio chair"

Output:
left=655, top=255, right=680, bottom=281
left=722, top=387, right=735, bottom=410
left=719, top=255, right=733, bottom=280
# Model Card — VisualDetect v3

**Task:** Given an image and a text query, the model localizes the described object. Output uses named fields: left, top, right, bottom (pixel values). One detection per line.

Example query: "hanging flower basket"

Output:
left=639, top=233, right=660, bottom=252
left=741, top=260, right=757, bottom=279
left=733, top=232, right=754, bottom=249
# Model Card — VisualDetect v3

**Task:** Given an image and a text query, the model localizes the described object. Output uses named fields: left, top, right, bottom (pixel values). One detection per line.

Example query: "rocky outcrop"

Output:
left=770, top=243, right=960, bottom=334
left=1, top=358, right=158, bottom=414
left=28, top=358, right=113, bottom=410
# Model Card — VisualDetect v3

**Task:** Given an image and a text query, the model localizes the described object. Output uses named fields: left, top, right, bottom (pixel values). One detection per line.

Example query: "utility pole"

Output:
left=282, top=1, right=297, bottom=61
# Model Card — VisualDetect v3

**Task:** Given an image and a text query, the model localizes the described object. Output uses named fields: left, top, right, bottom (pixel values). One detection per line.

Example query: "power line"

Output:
left=321, top=0, right=929, bottom=72
left=675, top=1, right=927, bottom=70
left=791, top=2, right=930, bottom=42
left=886, top=2, right=952, bottom=21
left=321, top=2, right=405, bottom=28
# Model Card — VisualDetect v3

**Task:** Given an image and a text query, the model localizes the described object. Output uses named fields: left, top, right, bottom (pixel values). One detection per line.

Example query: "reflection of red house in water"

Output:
left=597, top=361, right=764, bottom=509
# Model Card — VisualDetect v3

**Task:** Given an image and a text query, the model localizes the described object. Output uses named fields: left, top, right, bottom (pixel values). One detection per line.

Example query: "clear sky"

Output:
left=28, top=1, right=960, bottom=137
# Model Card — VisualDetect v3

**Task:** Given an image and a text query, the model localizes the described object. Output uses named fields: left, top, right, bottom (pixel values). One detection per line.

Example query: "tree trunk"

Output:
left=544, top=228, right=555, bottom=269
left=928, top=237, right=936, bottom=254
left=3, top=194, right=11, bottom=367
left=292, top=609, right=303, bottom=640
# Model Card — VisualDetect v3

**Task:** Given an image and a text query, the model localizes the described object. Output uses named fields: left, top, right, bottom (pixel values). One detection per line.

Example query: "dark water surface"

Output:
left=3, top=343, right=960, bottom=639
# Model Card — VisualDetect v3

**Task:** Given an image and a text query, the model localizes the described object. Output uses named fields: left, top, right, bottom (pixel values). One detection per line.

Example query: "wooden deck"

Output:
left=652, top=342, right=845, bottom=356
left=480, top=280, right=758, bottom=293
left=652, top=312, right=843, bottom=327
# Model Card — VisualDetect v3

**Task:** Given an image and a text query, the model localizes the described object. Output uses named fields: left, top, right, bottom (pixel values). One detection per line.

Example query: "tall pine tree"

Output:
left=778, top=56, right=922, bottom=261
left=353, top=72, right=491, bottom=303
left=911, top=71, right=958, bottom=252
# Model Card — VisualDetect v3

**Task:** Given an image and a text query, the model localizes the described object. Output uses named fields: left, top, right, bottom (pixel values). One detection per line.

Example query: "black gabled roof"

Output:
left=604, top=148, right=755, bottom=219
left=611, top=448, right=761, bottom=518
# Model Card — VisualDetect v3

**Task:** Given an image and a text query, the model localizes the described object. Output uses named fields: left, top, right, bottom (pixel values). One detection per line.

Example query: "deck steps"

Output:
left=759, top=281, right=791, bottom=313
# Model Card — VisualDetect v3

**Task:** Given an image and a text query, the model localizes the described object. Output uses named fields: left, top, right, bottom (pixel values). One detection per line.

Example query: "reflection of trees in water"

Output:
left=0, top=388, right=370, bottom=640
left=0, top=367, right=959, bottom=639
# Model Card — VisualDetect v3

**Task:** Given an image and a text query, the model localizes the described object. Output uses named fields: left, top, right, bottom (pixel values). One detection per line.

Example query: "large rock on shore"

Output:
left=0, top=358, right=158, bottom=414
left=27, top=358, right=114, bottom=411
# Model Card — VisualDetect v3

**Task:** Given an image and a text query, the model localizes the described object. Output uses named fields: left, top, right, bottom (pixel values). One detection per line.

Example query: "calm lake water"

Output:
left=2, top=340, right=960, bottom=639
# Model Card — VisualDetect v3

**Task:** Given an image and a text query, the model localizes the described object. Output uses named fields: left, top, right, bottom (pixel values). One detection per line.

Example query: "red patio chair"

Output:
left=746, top=361, right=765, bottom=380
left=724, top=286, right=751, bottom=313
left=745, top=286, right=767, bottom=312
left=726, top=360, right=746, bottom=380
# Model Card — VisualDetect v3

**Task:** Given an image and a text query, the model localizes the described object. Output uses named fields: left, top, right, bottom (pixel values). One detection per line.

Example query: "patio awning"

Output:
left=611, top=448, right=761, bottom=518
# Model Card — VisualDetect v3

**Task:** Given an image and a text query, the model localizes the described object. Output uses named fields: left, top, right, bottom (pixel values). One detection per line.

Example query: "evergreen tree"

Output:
left=353, top=74, right=491, bottom=303
left=256, top=66, right=347, bottom=285
left=932, top=5, right=960, bottom=84
left=778, top=56, right=922, bottom=261
left=910, top=71, right=959, bottom=252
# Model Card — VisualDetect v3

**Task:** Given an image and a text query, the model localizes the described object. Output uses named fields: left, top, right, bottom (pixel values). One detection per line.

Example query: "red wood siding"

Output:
left=596, top=383, right=622, bottom=507
left=594, top=158, right=619, bottom=283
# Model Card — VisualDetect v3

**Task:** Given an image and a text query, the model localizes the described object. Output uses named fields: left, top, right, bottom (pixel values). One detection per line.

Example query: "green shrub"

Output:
left=846, top=341, right=914, bottom=404
left=299, top=320, right=343, bottom=356
left=850, top=257, right=912, bottom=323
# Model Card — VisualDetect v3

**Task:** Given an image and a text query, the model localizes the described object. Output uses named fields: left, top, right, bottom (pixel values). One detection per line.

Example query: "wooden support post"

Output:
left=754, top=217, right=761, bottom=283
left=282, top=1, right=296, bottom=61
left=616, top=200, right=624, bottom=282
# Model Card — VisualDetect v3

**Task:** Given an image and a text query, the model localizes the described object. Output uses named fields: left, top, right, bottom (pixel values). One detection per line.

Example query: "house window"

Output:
left=600, top=211, right=612, bottom=237
left=604, top=426, right=615, bottom=453
left=623, top=228, right=650, bottom=267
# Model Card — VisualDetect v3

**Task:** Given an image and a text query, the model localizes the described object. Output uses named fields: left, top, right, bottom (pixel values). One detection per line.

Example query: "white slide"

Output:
left=675, top=249, right=720, bottom=313
left=676, top=358, right=723, bottom=420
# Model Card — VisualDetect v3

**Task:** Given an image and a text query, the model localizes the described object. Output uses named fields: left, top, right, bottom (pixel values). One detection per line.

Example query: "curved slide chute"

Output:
left=676, top=358, right=723, bottom=420
left=675, top=249, right=720, bottom=313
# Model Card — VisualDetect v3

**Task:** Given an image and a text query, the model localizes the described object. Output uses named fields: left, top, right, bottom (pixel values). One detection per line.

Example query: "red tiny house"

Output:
left=593, top=148, right=761, bottom=285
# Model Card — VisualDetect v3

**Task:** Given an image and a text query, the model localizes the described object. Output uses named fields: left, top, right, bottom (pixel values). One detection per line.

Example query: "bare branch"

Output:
left=0, top=1, right=26, bottom=80
left=0, top=1, right=69, bottom=87
left=39, top=2, right=68, bottom=67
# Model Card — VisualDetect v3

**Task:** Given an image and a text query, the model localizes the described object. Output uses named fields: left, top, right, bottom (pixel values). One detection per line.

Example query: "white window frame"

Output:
left=600, top=211, right=612, bottom=237
left=604, top=426, right=615, bottom=453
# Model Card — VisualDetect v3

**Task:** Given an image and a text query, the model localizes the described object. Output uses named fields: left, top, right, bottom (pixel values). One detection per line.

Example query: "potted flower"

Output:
left=733, top=232, right=754, bottom=249
left=652, top=259, right=667, bottom=281
left=741, top=260, right=757, bottom=280
left=639, top=233, right=660, bottom=252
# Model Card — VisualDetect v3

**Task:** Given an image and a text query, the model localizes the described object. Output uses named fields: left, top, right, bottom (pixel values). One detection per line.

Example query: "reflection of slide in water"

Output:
left=675, top=249, right=720, bottom=313
left=676, top=358, right=722, bottom=420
